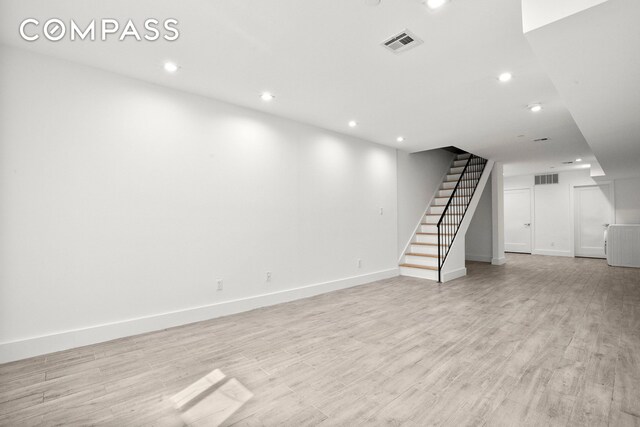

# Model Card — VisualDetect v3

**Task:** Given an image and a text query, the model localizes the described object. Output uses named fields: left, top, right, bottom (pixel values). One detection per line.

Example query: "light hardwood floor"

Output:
left=1, top=254, right=639, bottom=426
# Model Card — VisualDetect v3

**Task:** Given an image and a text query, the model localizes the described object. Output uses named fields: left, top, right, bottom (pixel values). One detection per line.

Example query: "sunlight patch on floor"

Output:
left=171, top=368, right=253, bottom=426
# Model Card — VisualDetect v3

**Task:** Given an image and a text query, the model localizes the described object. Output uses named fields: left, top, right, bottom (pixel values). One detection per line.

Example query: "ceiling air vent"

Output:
left=382, top=30, right=423, bottom=54
left=535, top=173, right=559, bottom=185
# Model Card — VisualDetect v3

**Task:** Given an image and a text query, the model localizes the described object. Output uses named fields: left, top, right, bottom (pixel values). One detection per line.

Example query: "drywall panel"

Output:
left=615, top=177, right=640, bottom=224
left=396, top=149, right=454, bottom=257
left=504, top=169, right=638, bottom=256
left=522, top=0, right=608, bottom=33
left=0, top=46, right=400, bottom=359
left=465, top=174, right=493, bottom=262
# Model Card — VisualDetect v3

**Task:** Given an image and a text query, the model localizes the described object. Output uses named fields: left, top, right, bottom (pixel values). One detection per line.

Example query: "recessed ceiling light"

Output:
left=260, top=92, right=275, bottom=102
left=528, top=103, right=542, bottom=112
left=397, top=136, right=404, bottom=142
left=163, top=61, right=179, bottom=73
left=425, top=0, right=449, bottom=10
left=498, top=72, right=512, bottom=82
left=348, top=120, right=357, bottom=128
left=575, top=158, right=583, bottom=162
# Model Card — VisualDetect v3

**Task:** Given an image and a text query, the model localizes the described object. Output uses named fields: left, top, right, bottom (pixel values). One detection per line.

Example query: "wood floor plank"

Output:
left=0, top=254, right=638, bottom=426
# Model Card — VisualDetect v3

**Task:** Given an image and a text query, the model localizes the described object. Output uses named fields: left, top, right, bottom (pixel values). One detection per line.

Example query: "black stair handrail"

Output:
left=437, top=154, right=488, bottom=282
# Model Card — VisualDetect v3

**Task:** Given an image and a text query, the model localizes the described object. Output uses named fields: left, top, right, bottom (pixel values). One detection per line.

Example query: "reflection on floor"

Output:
left=0, top=254, right=639, bottom=425
left=171, top=369, right=252, bottom=426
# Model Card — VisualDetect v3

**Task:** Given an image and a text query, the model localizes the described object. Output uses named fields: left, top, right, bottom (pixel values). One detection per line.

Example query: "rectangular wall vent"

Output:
left=382, top=29, right=423, bottom=54
left=535, top=173, right=559, bottom=185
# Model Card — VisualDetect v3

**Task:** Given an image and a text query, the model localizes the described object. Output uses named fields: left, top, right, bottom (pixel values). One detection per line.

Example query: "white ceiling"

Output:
left=0, top=0, right=629, bottom=177
left=525, top=0, right=640, bottom=179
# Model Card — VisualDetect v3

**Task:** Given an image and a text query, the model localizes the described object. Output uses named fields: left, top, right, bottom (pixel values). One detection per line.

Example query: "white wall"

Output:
left=615, top=177, right=640, bottom=224
left=0, top=47, right=415, bottom=361
left=465, top=175, right=493, bottom=262
left=491, top=163, right=506, bottom=265
left=397, top=149, right=454, bottom=257
left=504, top=169, right=640, bottom=257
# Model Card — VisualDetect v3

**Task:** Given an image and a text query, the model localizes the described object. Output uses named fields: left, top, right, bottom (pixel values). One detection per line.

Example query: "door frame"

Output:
left=570, top=181, right=615, bottom=258
left=504, top=186, right=535, bottom=254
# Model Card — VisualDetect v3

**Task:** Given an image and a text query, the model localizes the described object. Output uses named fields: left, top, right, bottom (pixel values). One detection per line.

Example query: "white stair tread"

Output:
left=402, top=152, right=487, bottom=282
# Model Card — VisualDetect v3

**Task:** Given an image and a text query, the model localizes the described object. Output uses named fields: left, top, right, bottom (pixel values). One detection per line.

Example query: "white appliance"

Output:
left=605, top=224, right=640, bottom=268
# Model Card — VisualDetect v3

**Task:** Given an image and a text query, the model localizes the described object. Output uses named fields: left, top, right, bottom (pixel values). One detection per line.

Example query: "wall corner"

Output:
left=491, top=162, right=506, bottom=265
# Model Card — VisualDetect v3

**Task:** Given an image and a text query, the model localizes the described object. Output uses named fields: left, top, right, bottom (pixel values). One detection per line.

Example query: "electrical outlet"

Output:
left=357, top=259, right=362, bottom=268
left=266, top=272, right=271, bottom=282
left=216, top=279, right=223, bottom=291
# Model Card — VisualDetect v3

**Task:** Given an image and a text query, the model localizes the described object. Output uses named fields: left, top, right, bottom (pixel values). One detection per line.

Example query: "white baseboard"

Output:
left=491, top=257, right=507, bottom=265
left=0, top=268, right=399, bottom=364
left=532, top=249, right=572, bottom=257
left=466, top=254, right=492, bottom=263
left=442, top=267, right=467, bottom=282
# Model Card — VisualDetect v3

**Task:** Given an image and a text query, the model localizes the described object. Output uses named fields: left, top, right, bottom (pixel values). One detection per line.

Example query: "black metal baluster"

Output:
left=436, top=154, right=488, bottom=283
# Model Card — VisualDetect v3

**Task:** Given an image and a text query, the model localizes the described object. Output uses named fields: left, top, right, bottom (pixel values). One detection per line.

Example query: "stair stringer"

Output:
left=440, top=159, right=495, bottom=282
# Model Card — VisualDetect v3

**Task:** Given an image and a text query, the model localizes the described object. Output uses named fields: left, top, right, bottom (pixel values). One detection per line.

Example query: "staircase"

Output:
left=400, top=152, right=488, bottom=282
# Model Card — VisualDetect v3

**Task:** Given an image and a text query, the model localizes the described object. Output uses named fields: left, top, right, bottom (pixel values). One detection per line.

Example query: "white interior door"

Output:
left=504, top=188, right=532, bottom=253
left=574, top=184, right=614, bottom=258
